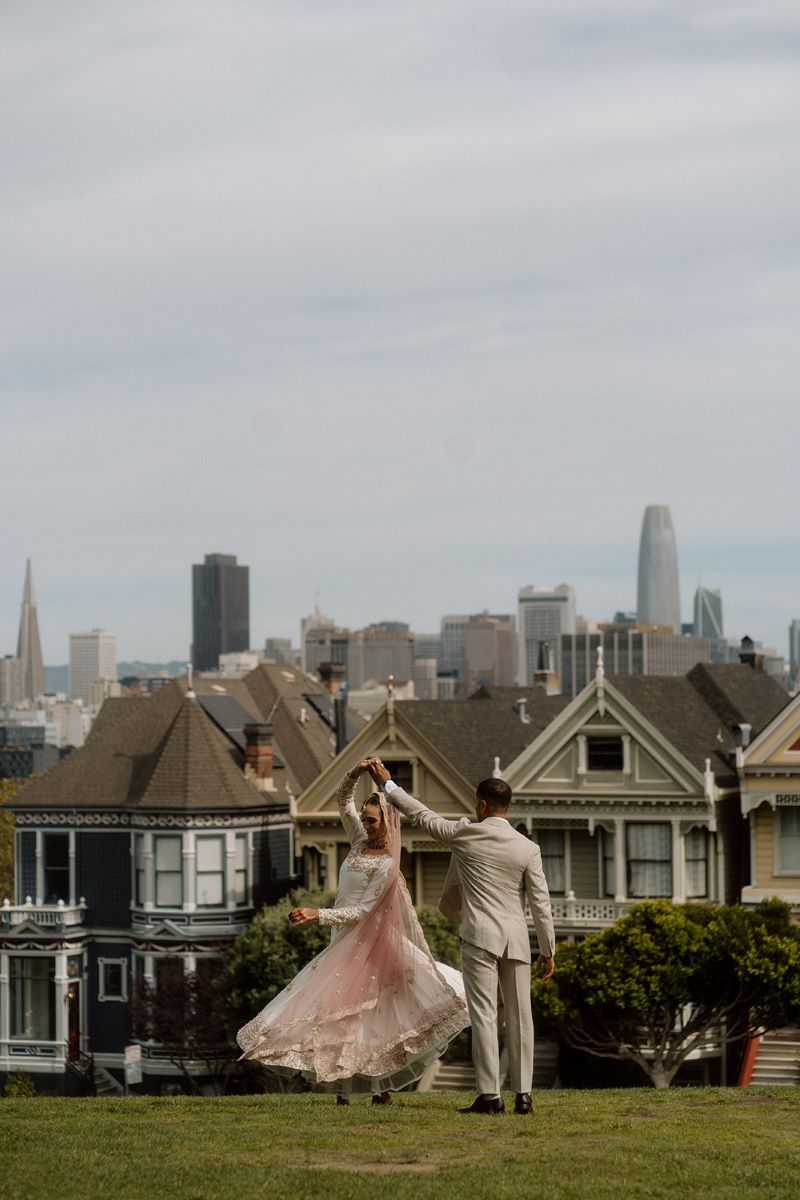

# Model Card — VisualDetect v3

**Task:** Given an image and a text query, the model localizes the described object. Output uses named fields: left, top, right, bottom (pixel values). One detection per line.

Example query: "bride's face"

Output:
left=360, top=802, right=385, bottom=840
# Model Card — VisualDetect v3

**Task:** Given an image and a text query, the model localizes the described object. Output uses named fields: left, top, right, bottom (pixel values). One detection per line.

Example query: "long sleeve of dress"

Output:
left=334, top=774, right=367, bottom=848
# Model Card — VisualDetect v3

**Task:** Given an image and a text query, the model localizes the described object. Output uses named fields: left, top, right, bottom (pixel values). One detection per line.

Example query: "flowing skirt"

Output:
left=237, top=936, right=469, bottom=1092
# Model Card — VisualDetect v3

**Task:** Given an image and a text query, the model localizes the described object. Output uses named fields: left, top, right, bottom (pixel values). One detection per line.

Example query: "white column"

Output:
left=577, top=735, right=587, bottom=777
left=672, top=821, right=685, bottom=902
left=183, top=832, right=196, bottom=912
left=184, top=954, right=196, bottom=975
left=324, top=842, right=337, bottom=889
left=622, top=735, right=632, bottom=777
left=35, top=831, right=43, bottom=905
left=143, top=832, right=154, bottom=912
left=248, top=831, right=256, bottom=895
left=225, top=832, right=237, bottom=909
left=749, top=815, right=757, bottom=890
left=716, top=830, right=726, bottom=902
left=564, top=830, right=572, bottom=895
left=0, top=952, right=9, bottom=1046
left=68, top=831, right=77, bottom=907
left=614, top=820, right=626, bottom=901
left=144, top=954, right=155, bottom=986
left=54, top=952, right=68, bottom=1053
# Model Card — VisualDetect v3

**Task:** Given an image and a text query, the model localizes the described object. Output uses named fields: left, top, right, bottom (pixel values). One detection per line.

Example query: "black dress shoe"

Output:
left=459, top=1094, right=505, bottom=1115
left=514, top=1093, right=532, bottom=1115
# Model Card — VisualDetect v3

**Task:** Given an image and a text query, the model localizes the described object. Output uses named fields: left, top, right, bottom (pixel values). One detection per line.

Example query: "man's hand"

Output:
left=347, top=759, right=372, bottom=781
left=535, top=954, right=555, bottom=981
left=289, top=908, right=319, bottom=925
left=368, top=758, right=391, bottom=786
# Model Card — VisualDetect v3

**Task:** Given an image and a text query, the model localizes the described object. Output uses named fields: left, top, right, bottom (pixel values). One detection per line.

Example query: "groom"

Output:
left=368, top=758, right=555, bottom=1116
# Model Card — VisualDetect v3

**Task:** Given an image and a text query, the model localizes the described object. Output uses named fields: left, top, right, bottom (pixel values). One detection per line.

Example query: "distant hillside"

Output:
left=44, top=661, right=186, bottom=693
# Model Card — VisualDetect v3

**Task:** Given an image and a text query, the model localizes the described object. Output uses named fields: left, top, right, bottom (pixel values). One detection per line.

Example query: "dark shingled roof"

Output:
left=13, top=663, right=365, bottom=812
left=609, top=664, right=789, bottom=782
left=397, top=687, right=569, bottom=784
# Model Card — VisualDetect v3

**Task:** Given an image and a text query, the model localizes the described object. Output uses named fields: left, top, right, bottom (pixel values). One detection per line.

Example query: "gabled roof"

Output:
left=607, top=665, right=789, bottom=782
left=12, top=687, right=269, bottom=812
left=396, top=687, right=569, bottom=784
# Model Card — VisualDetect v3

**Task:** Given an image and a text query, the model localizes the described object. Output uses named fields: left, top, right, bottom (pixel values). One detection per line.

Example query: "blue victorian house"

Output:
left=0, top=663, right=354, bottom=1094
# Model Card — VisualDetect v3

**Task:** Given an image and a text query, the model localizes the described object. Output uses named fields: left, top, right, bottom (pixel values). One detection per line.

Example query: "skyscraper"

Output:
left=191, top=553, right=250, bottom=672
left=636, top=505, right=681, bottom=632
left=694, top=587, right=723, bottom=639
left=789, top=619, right=800, bottom=673
left=69, top=629, right=117, bottom=703
left=16, top=559, right=45, bottom=702
left=517, top=585, right=576, bottom=685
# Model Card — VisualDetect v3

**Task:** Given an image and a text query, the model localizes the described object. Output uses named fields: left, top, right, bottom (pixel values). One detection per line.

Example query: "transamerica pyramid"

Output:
left=16, top=558, right=45, bottom=701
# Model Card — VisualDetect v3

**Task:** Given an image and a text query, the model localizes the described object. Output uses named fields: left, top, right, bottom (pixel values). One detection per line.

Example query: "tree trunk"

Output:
left=649, top=1066, right=675, bottom=1089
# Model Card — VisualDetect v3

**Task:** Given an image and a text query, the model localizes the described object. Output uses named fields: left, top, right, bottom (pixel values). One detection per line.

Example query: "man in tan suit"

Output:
left=368, top=759, right=555, bottom=1116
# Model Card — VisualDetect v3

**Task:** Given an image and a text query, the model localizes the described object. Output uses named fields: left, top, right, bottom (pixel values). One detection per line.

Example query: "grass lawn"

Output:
left=1, top=1088, right=798, bottom=1200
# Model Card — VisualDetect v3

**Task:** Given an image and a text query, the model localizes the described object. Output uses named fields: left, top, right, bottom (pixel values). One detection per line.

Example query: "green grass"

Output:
left=1, top=1089, right=799, bottom=1200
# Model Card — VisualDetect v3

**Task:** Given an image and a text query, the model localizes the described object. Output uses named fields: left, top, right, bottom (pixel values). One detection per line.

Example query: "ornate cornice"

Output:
left=14, top=810, right=288, bottom=830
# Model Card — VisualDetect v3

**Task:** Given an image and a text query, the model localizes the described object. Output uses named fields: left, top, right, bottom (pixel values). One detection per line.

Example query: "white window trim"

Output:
left=98, top=957, right=128, bottom=1003
left=774, top=805, right=800, bottom=876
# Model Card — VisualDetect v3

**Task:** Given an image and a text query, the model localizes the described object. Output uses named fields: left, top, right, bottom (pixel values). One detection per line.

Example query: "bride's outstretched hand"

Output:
left=347, top=759, right=372, bottom=781
left=289, top=907, right=319, bottom=925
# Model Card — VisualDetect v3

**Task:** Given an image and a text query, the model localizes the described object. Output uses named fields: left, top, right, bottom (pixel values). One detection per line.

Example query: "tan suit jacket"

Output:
left=386, top=786, right=555, bottom=962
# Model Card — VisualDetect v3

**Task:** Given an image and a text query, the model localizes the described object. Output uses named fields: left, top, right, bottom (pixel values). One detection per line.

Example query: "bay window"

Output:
left=10, top=957, right=55, bottom=1041
left=155, top=836, right=183, bottom=907
left=778, top=807, right=800, bottom=873
left=196, top=836, right=225, bottom=907
left=626, top=823, right=672, bottom=898
left=537, top=829, right=566, bottom=895
left=685, top=827, right=709, bottom=898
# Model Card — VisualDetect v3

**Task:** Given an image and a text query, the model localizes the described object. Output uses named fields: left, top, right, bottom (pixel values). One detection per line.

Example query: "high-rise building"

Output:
left=264, top=637, right=293, bottom=665
left=300, top=599, right=335, bottom=673
left=789, top=620, right=800, bottom=673
left=414, top=632, right=442, bottom=664
left=69, top=629, right=117, bottom=704
left=0, top=656, right=24, bottom=707
left=440, top=615, right=470, bottom=684
left=348, top=623, right=414, bottom=688
left=636, top=505, right=681, bottom=632
left=694, top=587, right=723, bottom=639
left=16, top=559, right=46, bottom=702
left=517, top=585, right=576, bottom=685
left=191, top=553, right=250, bottom=672
left=464, top=615, right=515, bottom=693
left=561, top=628, right=712, bottom=699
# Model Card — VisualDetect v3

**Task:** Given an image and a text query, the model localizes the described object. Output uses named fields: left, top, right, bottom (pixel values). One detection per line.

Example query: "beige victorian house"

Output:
left=738, top=689, right=800, bottom=916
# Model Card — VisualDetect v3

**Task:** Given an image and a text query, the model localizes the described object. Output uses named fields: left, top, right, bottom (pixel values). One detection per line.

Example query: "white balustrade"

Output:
left=530, top=894, right=631, bottom=928
left=0, top=897, right=87, bottom=928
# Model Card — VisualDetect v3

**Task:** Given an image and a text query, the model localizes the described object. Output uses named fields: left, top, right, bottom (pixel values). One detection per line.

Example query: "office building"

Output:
left=69, top=630, right=117, bottom=704
left=15, top=559, right=46, bottom=702
left=517, top=585, right=576, bottom=686
left=348, top=623, right=414, bottom=688
left=694, top=587, right=723, bottom=639
left=0, top=656, right=24, bottom=708
left=789, top=620, right=800, bottom=675
left=636, top=505, right=681, bottom=631
left=191, top=553, right=250, bottom=672
left=414, top=632, right=441, bottom=664
left=413, top=658, right=438, bottom=701
left=561, top=627, right=712, bottom=699
left=464, top=615, right=515, bottom=693
left=264, top=638, right=293, bottom=665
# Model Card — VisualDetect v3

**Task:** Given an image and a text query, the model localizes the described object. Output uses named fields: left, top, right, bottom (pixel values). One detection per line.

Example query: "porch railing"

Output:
left=0, top=897, right=88, bottom=929
left=533, top=896, right=632, bottom=928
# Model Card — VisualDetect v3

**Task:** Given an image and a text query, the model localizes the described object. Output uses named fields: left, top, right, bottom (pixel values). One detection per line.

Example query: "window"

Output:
left=134, top=834, right=146, bottom=905
left=43, top=833, right=69, bottom=903
left=587, top=737, right=624, bottom=772
left=685, top=827, right=708, bottom=898
left=383, top=760, right=414, bottom=792
left=154, top=836, right=183, bottom=907
left=99, top=958, right=128, bottom=1002
left=196, top=836, right=225, bottom=907
left=234, top=834, right=248, bottom=905
left=10, top=957, right=55, bottom=1040
left=601, top=828, right=616, bottom=897
left=627, top=823, right=672, bottom=897
left=778, top=808, right=800, bottom=873
left=537, top=829, right=565, bottom=895
left=155, top=956, right=183, bottom=993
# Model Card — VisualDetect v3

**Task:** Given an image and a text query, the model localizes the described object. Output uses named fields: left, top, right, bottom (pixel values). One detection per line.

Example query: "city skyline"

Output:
left=3, top=4, right=799, bottom=663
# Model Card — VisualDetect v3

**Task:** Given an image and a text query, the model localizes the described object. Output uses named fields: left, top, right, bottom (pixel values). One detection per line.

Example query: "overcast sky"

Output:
left=2, top=1, right=799, bottom=664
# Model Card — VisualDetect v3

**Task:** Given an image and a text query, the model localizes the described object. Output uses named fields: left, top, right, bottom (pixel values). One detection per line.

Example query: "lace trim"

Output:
left=240, top=994, right=469, bottom=1083
left=344, top=849, right=388, bottom=878
left=335, top=775, right=357, bottom=809
left=318, top=905, right=362, bottom=927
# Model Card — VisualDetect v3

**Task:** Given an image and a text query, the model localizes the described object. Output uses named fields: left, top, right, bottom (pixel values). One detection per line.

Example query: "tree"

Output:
left=129, top=962, right=233, bottom=1094
left=534, top=899, right=800, bottom=1089
left=216, top=887, right=333, bottom=1043
left=0, top=779, right=20, bottom=902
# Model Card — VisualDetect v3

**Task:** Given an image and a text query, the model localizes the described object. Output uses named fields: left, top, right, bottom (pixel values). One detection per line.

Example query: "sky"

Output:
left=2, top=1, right=799, bottom=664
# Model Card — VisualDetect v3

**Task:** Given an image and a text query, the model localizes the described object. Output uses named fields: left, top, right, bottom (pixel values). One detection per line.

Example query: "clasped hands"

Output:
left=347, top=757, right=391, bottom=786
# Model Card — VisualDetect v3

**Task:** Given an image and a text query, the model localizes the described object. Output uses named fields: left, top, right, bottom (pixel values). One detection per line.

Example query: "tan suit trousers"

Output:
left=460, top=940, right=534, bottom=1095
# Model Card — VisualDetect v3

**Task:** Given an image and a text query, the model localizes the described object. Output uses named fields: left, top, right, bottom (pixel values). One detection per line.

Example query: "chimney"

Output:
left=243, top=722, right=275, bottom=791
left=318, top=661, right=346, bottom=695
left=533, top=641, right=561, bottom=696
left=739, top=636, right=764, bottom=672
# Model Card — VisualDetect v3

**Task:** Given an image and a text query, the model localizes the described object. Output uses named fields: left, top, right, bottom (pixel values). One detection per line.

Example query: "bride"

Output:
left=237, top=759, right=469, bottom=1102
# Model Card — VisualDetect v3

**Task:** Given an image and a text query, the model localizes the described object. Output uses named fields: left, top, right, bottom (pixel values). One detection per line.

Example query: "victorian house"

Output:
left=0, top=663, right=360, bottom=1093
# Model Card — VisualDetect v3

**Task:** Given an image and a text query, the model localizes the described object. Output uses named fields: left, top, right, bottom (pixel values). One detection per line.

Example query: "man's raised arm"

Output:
left=368, top=759, right=467, bottom=845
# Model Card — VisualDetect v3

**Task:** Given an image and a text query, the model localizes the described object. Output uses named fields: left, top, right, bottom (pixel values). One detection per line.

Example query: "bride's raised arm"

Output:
left=335, top=761, right=371, bottom=847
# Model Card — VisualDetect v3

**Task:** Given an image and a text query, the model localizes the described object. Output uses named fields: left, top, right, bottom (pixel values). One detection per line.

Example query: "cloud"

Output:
left=1, top=1, right=798, bottom=661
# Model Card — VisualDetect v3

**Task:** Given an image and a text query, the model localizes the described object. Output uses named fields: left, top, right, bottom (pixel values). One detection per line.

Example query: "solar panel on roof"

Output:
left=197, top=694, right=255, bottom=751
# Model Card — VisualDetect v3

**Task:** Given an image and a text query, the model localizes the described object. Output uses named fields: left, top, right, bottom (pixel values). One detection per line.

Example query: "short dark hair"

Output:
left=475, top=778, right=512, bottom=811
